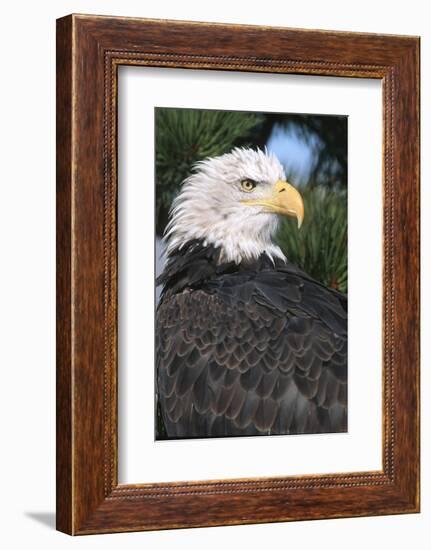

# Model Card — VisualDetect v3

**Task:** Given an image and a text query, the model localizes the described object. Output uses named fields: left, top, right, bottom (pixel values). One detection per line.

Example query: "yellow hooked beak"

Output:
left=241, top=180, right=304, bottom=228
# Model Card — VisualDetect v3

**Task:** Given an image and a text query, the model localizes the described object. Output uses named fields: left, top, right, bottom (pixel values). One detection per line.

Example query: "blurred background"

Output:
left=155, top=107, right=348, bottom=295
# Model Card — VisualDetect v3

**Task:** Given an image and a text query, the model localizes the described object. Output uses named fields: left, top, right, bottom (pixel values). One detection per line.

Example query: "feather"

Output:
left=156, top=237, right=347, bottom=439
left=192, top=369, right=211, bottom=414
left=254, top=398, right=278, bottom=432
left=255, top=370, right=278, bottom=399
left=234, top=392, right=260, bottom=430
left=240, top=367, right=263, bottom=391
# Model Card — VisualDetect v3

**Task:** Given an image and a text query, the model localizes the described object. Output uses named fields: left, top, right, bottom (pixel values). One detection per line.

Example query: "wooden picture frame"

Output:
left=56, top=14, right=420, bottom=535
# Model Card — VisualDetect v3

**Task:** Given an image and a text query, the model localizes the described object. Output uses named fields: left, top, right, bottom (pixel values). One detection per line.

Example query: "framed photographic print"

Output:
left=56, top=14, right=420, bottom=534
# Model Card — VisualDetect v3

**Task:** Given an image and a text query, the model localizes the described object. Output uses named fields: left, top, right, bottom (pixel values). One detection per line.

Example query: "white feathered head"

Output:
left=164, top=148, right=304, bottom=264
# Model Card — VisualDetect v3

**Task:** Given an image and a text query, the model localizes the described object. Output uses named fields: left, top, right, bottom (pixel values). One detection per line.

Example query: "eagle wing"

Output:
left=156, top=268, right=347, bottom=439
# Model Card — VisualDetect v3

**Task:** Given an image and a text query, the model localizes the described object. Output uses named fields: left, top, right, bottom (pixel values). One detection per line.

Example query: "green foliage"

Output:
left=155, top=107, right=262, bottom=233
left=277, top=186, right=348, bottom=293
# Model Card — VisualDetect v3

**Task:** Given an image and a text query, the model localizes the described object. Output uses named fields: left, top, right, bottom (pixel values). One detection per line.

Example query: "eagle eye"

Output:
left=240, top=179, right=257, bottom=192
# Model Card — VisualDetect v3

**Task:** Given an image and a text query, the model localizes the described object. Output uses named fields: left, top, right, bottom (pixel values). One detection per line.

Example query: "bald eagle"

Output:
left=156, top=148, right=347, bottom=439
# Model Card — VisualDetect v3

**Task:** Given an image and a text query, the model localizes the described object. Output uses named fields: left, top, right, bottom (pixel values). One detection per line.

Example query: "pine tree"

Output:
left=277, top=186, right=347, bottom=293
left=155, top=107, right=263, bottom=234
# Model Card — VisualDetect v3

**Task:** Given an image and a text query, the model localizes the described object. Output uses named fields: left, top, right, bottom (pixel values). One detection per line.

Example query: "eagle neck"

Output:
left=157, top=239, right=284, bottom=300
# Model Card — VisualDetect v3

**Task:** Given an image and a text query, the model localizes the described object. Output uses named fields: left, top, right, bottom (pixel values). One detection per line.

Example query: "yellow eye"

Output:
left=241, top=179, right=257, bottom=192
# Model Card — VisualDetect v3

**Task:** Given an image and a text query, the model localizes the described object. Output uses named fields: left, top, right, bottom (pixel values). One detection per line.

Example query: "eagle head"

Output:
left=164, top=147, right=304, bottom=264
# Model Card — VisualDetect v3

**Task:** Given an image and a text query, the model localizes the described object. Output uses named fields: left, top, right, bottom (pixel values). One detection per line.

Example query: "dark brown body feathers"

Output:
left=156, top=240, right=347, bottom=439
